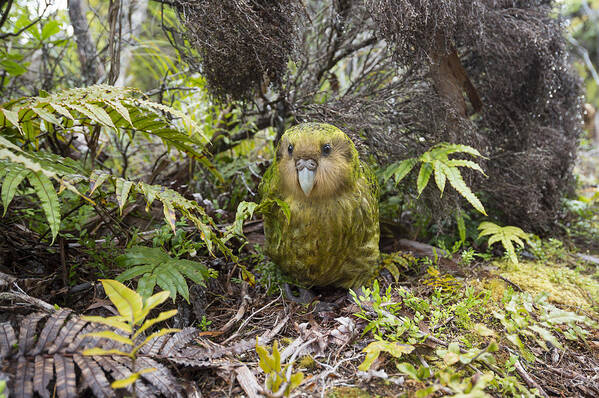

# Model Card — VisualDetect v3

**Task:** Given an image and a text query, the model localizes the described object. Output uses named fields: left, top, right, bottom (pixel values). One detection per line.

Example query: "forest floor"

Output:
left=0, top=147, right=598, bottom=398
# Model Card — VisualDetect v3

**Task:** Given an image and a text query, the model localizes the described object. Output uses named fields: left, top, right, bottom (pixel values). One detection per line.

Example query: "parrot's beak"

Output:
left=296, top=158, right=317, bottom=196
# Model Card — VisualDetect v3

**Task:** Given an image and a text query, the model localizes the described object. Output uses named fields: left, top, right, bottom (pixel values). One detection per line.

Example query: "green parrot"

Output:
left=259, top=122, right=380, bottom=289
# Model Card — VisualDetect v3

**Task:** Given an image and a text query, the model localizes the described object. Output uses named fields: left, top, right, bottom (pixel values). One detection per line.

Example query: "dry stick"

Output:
left=514, top=360, right=549, bottom=398
left=219, top=282, right=250, bottom=334
left=235, top=365, right=261, bottom=398
left=0, top=290, right=56, bottom=313
left=222, top=293, right=282, bottom=345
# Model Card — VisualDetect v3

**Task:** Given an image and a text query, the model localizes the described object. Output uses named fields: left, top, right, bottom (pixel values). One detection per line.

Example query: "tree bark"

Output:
left=68, top=0, right=103, bottom=85
left=114, top=0, right=148, bottom=87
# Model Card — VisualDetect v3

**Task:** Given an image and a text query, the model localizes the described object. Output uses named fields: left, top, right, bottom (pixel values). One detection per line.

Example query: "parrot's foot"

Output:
left=282, top=284, right=339, bottom=312
left=283, top=283, right=315, bottom=304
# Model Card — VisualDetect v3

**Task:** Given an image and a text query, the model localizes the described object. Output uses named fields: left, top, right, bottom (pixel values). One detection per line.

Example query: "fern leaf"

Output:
left=31, top=106, right=62, bottom=127
left=433, top=160, right=446, bottom=194
left=502, top=238, right=517, bottom=264
left=393, top=158, right=418, bottom=184
left=136, top=329, right=181, bottom=354
left=18, top=313, right=47, bottom=355
left=48, top=318, right=87, bottom=355
left=30, top=310, right=72, bottom=356
left=106, top=100, right=132, bottom=126
left=416, top=162, right=433, bottom=195
left=48, top=102, right=74, bottom=121
left=72, top=354, right=113, bottom=398
left=444, top=166, right=487, bottom=215
left=115, top=178, right=134, bottom=214
left=477, top=222, right=529, bottom=264
left=117, top=247, right=171, bottom=267
left=137, top=274, right=157, bottom=300
left=158, top=328, right=198, bottom=356
left=456, top=211, right=466, bottom=243
left=439, top=143, right=484, bottom=158
left=116, top=247, right=217, bottom=302
left=85, top=331, right=134, bottom=346
left=80, top=316, right=132, bottom=334
left=33, top=356, right=53, bottom=398
left=135, top=357, right=181, bottom=397
left=134, top=310, right=178, bottom=340
left=159, top=266, right=189, bottom=302
left=83, top=103, right=116, bottom=129
left=54, top=354, right=77, bottom=398
left=174, top=259, right=213, bottom=287
left=487, top=234, right=503, bottom=247
left=100, top=279, right=143, bottom=324
left=156, top=271, right=177, bottom=302
left=27, top=171, right=61, bottom=243
left=15, top=356, right=34, bottom=398
left=1, top=167, right=29, bottom=215
left=137, top=98, right=207, bottom=140
left=89, top=170, right=110, bottom=195
left=162, top=201, right=177, bottom=233
left=1, top=108, right=22, bottom=133
left=0, top=322, right=17, bottom=359
left=477, top=221, right=501, bottom=236
left=445, top=159, right=486, bottom=175
left=116, top=265, right=157, bottom=283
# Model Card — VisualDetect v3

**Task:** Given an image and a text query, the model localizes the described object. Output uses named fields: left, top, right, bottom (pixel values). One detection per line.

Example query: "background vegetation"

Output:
left=0, top=0, right=598, bottom=397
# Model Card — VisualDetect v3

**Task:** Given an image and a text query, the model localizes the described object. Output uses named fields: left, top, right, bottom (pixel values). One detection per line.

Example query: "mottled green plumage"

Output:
left=259, top=123, right=380, bottom=288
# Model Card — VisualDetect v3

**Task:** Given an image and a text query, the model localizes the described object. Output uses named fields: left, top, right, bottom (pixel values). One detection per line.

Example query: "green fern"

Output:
left=0, top=85, right=223, bottom=245
left=116, top=246, right=218, bottom=302
left=383, top=143, right=487, bottom=215
left=477, top=221, right=530, bottom=264
left=0, top=85, right=211, bottom=167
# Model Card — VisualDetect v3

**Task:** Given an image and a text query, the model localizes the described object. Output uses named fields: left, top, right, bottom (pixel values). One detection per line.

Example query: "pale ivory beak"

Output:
left=296, top=158, right=317, bottom=196
left=298, top=168, right=316, bottom=196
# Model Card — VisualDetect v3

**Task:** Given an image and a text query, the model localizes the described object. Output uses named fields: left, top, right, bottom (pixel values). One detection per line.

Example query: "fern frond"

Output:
left=382, top=142, right=487, bottom=214
left=116, top=246, right=217, bottom=302
left=478, top=221, right=530, bottom=264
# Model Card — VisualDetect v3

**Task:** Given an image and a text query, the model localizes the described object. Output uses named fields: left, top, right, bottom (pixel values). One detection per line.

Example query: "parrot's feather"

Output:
left=259, top=123, right=380, bottom=288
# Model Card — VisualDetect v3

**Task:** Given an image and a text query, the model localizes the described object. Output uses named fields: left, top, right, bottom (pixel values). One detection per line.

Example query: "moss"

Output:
left=297, top=354, right=316, bottom=370
left=491, top=260, right=599, bottom=314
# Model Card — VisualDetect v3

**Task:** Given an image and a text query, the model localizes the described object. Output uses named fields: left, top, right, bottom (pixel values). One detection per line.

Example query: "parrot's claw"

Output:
left=283, top=283, right=315, bottom=304
left=282, top=284, right=340, bottom=312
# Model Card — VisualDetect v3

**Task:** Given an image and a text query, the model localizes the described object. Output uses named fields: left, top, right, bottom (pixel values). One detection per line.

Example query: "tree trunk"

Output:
left=68, top=0, right=103, bottom=85
left=114, top=0, right=148, bottom=87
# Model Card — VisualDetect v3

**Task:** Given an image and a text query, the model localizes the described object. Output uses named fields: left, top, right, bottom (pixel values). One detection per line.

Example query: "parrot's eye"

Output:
left=288, top=144, right=294, bottom=156
left=322, top=143, right=332, bottom=156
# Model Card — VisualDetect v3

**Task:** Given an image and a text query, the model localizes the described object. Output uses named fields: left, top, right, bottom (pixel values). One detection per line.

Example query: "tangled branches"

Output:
left=170, top=0, right=302, bottom=101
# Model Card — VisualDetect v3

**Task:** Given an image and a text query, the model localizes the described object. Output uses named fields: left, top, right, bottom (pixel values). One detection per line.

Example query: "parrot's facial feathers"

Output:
left=277, top=123, right=358, bottom=200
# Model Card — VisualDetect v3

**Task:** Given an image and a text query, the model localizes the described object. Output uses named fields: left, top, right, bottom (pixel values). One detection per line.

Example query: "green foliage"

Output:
left=478, top=222, right=530, bottom=264
left=358, top=340, right=414, bottom=371
left=383, top=143, right=487, bottom=215
left=494, top=290, right=596, bottom=362
left=0, top=86, right=231, bottom=251
left=229, top=199, right=290, bottom=239
left=116, top=246, right=217, bottom=302
left=351, top=280, right=424, bottom=343
left=82, top=279, right=180, bottom=390
left=256, top=340, right=304, bottom=397
left=1, top=85, right=209, bottom=161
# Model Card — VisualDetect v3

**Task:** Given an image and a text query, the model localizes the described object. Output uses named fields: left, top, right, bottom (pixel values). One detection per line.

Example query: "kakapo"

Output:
left=259, top=123, right=380, bottom=288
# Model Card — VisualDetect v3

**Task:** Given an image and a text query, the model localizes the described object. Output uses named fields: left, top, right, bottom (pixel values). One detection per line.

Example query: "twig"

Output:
left=223, top=293, right=282, bottom=344
left=0, top=290, right=56, bottom=313
left=514, top=360, right=549, bottom=398
left=219, top=282, right=250, bottom=334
